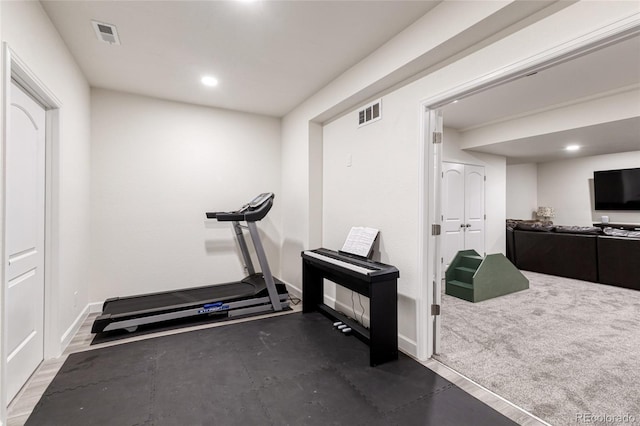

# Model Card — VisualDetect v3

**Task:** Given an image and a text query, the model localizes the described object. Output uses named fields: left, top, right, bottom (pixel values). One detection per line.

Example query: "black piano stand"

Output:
left=302, top=249, right=399, bottom=366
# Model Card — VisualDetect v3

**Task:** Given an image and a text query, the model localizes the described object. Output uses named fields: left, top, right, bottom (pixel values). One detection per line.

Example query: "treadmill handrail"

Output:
left=207, top=193, right=274, bottom=222
left=211, top=199, right=272, bottom=222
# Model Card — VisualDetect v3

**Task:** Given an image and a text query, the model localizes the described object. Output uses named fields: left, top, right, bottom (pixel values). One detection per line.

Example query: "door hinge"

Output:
left=432, top=132, right=442, bottom=144
left=431, top=304, right=441, bottom=316
left=432, top=224, right=441, bottom=235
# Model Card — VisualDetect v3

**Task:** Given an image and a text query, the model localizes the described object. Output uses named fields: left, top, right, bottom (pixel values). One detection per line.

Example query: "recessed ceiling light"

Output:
left=201, top=76, right=219, bottom=87
left=565, top=145, right=580, bottom=151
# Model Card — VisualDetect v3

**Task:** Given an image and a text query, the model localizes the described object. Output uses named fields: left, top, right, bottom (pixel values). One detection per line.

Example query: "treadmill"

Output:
left=91, top=192, right=289, bottom=334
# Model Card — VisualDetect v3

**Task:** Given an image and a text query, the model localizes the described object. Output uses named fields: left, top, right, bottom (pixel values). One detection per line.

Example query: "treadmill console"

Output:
left=248, top=192, right=274, bottom=209
left=206, top=193, right=275, bottom=222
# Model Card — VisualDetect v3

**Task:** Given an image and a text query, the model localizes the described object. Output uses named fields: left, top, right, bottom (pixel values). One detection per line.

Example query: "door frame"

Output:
left=416, top=17, right=640, bottom=360
left=1, top=44, right=61, bottom=418
left=416, top=109, right=442, bottom=361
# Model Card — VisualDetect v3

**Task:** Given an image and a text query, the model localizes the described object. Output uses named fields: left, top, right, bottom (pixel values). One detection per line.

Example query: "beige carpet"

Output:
left=434, top=271, right=640, bottom=426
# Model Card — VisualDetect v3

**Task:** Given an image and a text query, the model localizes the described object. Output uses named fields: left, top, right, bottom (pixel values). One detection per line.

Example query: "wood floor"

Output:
left=7, top=307, right=547, bottom=426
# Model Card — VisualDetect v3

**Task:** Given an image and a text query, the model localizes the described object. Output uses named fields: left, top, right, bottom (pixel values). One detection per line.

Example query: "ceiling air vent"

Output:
left=358, top=99, right=381, bottom=127
left=92, top=20, right=121, bottom=45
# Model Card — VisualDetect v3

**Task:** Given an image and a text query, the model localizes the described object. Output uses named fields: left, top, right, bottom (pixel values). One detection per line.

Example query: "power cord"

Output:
left=350, top=291, right=368, bottom=329
left=288, top=295, right=301, bottom=305
left=358, top=293, right=366, bottom=326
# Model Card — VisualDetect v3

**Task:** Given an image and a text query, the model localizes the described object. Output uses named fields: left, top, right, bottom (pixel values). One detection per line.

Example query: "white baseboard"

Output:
left=59, top=304, right=90, bottom=352
left=398, top=334, right=417, bottom=357
left=88, top=301, right=103, bottom=314
left=283, top=280, right=302, bottom=300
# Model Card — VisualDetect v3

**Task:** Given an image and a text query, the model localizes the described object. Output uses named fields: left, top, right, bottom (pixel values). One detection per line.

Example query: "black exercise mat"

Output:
left=28, top=312, right=517, bottom=426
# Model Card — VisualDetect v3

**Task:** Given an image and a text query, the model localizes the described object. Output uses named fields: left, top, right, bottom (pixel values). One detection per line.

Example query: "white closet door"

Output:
left=464, top=164, right=485, bottom=256
left=5, top=80, right=46, bottom=402
left=441, top=162, right=485, bottom=268
left=442, top=162, right=465, bottom=268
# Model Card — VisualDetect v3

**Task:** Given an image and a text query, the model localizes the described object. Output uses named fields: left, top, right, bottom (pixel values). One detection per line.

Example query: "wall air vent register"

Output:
left=358, top=99, right=381, bottom=127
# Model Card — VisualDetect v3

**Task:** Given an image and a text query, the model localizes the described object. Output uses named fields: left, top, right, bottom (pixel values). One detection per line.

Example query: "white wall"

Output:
left=90, top=89, right=282, bottom=303
left=537, top=151, right=640, bottom=226
left=322, top=93, right=421, bottom=344
left=506, top=153, right=640, bottom=226
left=323, top=98, right=419, bottom=294
left=1, top=1, right=91, bottom=353
left=506, top=163, right=538, bottom=220
left=0, top=1, right=4, bottom=418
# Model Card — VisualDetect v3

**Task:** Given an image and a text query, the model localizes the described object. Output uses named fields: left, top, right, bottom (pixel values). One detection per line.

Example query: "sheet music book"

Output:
left=340, top=227, right=379, bottom=258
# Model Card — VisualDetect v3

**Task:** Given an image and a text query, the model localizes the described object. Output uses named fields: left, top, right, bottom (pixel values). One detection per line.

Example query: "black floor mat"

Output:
left=28, top=313, right=517, bottom=426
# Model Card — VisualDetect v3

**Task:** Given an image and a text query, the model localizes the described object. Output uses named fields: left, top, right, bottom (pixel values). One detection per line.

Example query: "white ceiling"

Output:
left=468, top=117, right=640, bottom=164
left=442, top=34, right=640, bottom=164
left=39, top=1, right=640, bottom=164
left=41, top=0, right=439, bottom=117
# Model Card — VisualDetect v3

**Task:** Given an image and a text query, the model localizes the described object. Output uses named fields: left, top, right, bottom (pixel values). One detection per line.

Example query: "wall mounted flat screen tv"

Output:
left=594, top=167, right=640, bottom=210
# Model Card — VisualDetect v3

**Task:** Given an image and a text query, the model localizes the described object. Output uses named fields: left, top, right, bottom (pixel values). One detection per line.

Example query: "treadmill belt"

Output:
left=102, top=281, right=258, bottom=315
left=28, top=312, right=517, bottom=426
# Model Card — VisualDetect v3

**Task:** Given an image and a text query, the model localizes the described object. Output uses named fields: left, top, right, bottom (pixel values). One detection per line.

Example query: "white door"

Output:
left=5, top=80, right=46, bottom=402
left=442, top=163, right=465, bottom=268
left=464, top=164, right=485, bottom=255
left=441, top=162, right=485, bottom=267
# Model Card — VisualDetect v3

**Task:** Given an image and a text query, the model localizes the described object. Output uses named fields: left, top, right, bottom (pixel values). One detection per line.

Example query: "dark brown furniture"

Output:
left=597, top=236, right=640, bottom=290
left=508, top=224, right=640, bottom=290
left=513, top=230, right=599, bottom=282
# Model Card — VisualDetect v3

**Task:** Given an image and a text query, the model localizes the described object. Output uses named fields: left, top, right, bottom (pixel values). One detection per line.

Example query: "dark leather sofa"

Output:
left=506, top=221, right=640, bottom=290
left=597, top=235, right=640, bottom=290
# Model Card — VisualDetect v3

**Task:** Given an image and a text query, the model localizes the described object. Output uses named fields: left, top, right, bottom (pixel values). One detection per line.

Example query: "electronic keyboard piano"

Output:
left=301, top=248, right=399, bottom=366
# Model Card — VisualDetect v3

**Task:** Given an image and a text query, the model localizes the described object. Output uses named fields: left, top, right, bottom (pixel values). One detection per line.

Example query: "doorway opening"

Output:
left=419, top=19, right=640, bottom=426
left=420, top=16, right=640, bottom=358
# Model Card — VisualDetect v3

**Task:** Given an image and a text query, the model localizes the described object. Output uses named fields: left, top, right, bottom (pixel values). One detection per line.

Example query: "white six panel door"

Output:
left=5, top=81, right=46, bottom=402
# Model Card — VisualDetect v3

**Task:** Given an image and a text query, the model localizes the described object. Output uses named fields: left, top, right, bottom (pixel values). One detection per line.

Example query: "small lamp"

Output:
left=536, top=206, right=555, bottom=220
